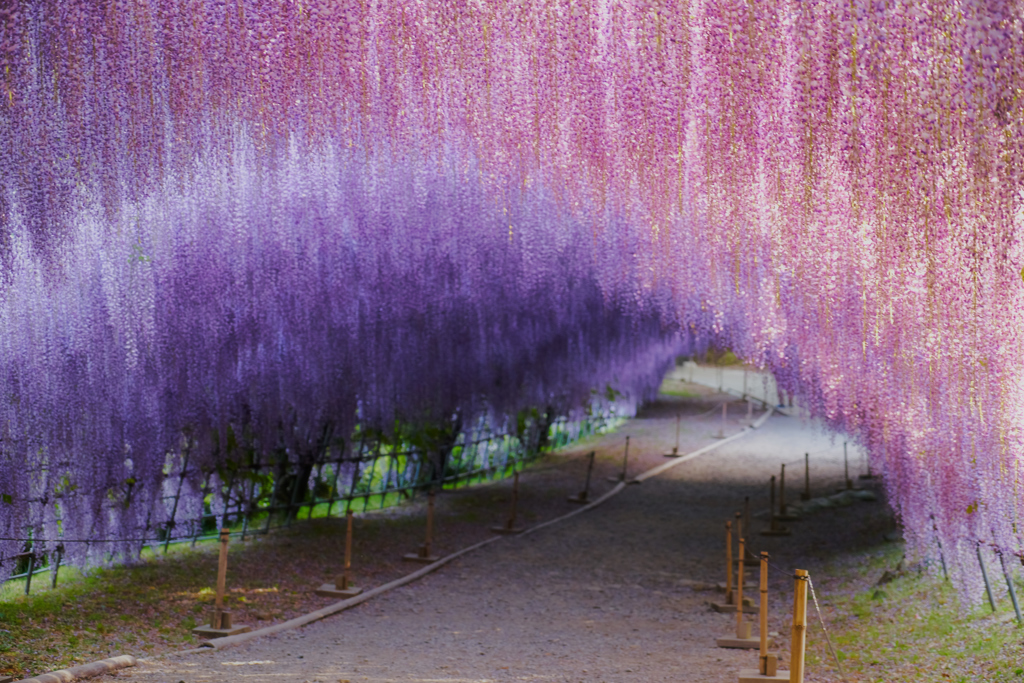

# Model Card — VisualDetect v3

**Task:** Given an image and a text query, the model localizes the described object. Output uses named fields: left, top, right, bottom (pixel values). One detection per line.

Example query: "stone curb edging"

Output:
left=97, top=404, right=772, bottom=666
left=196, top=480, right=630, bottom=651
left=11, top=656, right=137, bottom=683
left=194, top=407, right=773, bottom=652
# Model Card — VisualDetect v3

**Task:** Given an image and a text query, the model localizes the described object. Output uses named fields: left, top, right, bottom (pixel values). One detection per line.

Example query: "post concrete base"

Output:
left=192, top=623, right=252, bottom=638
left=664, top=449, right=681, bottom=458
left=403, top=552, right=439, bottom=563
left=716, top=581, right=756, bottom=592
left=717, top=635, right=772, bottom=649
left=606, top=476, right=625, bottom=483
left=710, top=601, right=758, bottom=613
left=775, top=512, right=800, bottom=522
left=566, top=493, right=589, bottom=504
left=738, top=669, right=790, bottom=682
left=315, top=583, right=364, bottom=599
left=491, top=525, right=525, bottom=535
left=760, top=527, right=792, bottom=537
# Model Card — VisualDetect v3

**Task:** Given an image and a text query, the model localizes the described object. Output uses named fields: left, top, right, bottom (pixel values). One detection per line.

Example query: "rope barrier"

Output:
left=807, top=574, right=850, bottom=683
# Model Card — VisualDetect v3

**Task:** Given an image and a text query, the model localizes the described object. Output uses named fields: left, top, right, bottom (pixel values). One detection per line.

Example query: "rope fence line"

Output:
left=1, top=406, right=630, bottom=593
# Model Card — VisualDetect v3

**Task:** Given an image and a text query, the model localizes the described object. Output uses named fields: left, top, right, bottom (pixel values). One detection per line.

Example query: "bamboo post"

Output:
left=790, top=569, right=809, bottom=683
left=736, top=537, right=748, bottom=638
left=673, top=413, right=681, bottom=455
left=932, top=516, right=949, bottom=581
left=736, top=511, right=755, bottom=562
left=213, top=529, right=230, bottom=628
left=608, top=436, right=630, bottom=482
left=746, top=399, right=752, bottom=425
left=568, top=451, right=596, bottom=502
left=762, top=476, right=791, bottom=536
left=404, top=490, right=440, bottom=562
left=23, top=552, right=35, bottom=596
left=978, top=544, right=997, bottom=612
left=317, top=510, right=364, bottom=597
left=758, top=552, right=778, bottom=675
left=713, top=518, right=753, bottom=617
left=192, top=529, right=250, bottom=637
left=844, top=442, right=852, bottom=490
left=801, top=453, right=810, bottom=501
left=999, top=551, right=1023, bottom=625
left=744, top=497, right=751, bottom=545
left=621, top=436, right=630, bottom=480
left=725, top=520, right=734, bottom=604
left=50, top=545, right=63, bottom=589
left=779, top=465, right=787, bottom=516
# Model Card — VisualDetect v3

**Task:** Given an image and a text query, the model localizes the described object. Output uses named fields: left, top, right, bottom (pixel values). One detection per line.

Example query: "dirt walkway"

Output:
left=104, top=373, right=889, bottom=683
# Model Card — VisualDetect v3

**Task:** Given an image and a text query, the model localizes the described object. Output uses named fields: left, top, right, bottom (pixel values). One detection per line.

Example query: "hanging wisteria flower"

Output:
left=0, top=0, right=1020, bottom=606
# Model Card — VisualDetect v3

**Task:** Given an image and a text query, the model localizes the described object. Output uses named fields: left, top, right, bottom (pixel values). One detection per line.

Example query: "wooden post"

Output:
left=425, top=490, right=435, bottom=555
left=192, top=529, right=251, bottom=638
left=790, top=569, right=809, bottom=683
left=343, top=510, right=354, bottom=589
left=213, top=529, right=230, bottom=628
left=568, top=451, right=596, bottom=502
left=608, top=436, right=630, bottom=482
left=725, top=520, right=734, bottom=604
left=508, top=471, right=520, bottom=527
left=404, top=490, right=440, bottom=562
left=718, top=403, right=727, bottom=438
left=801, top=453, right=810, bottom=501
left=492, top=470, right=524, bottom=534
left=746, top=399, right=752, bottom=425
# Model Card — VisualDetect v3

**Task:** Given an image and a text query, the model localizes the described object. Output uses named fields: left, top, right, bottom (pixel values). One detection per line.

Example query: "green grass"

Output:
left=659, top=388, right=700, bottom=398
left=804, top=542, right=1024, bottom=682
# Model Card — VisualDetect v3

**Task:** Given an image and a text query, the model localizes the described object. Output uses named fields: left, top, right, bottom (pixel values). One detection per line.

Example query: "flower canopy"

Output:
left=0, top=1, right=1021, bottom=601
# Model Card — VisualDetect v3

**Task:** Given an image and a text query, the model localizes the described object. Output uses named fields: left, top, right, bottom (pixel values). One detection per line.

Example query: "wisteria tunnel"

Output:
left=0, top=1, right=1022, bottom=680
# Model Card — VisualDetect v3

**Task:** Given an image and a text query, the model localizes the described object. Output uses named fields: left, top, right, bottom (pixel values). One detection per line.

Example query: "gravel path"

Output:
left=103, top=372, right=886, bottom=683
